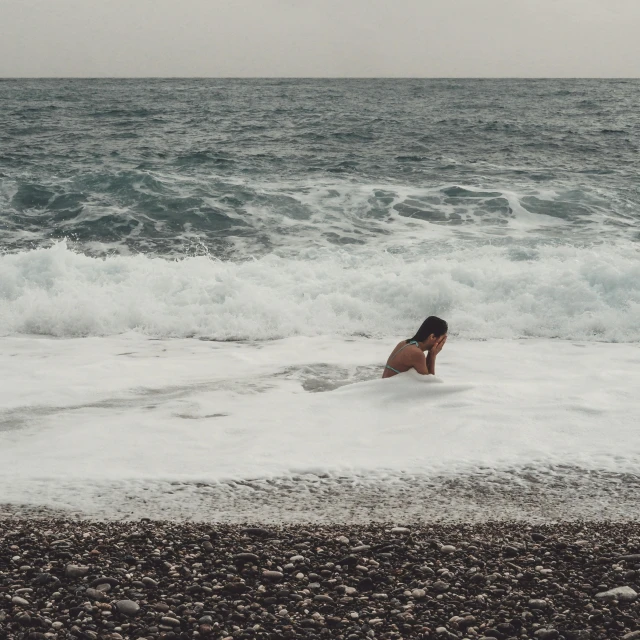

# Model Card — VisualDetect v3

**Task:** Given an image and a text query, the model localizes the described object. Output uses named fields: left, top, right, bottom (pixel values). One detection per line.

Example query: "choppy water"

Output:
left=1, top=79, right=640, bottom=341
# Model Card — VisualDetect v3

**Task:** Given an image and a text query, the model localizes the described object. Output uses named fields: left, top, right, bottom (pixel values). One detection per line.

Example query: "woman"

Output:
left=382, top=316, right=448, bottom=378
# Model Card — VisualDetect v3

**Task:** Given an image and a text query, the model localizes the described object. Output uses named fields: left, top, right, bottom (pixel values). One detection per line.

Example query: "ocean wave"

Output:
left=1, top=241, right=639, bottom=341
left=2, top=173, right=636, bottom=257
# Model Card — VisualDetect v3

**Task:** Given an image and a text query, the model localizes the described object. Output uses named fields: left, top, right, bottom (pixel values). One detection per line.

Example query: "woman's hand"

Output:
left=429, top=335, right=447, bottom=356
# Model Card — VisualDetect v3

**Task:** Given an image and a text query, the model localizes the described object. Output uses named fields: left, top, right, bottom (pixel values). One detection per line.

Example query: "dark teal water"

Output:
left=1, top=79, right=640, bottom=341
left=1, top=78, right=639, bottom=257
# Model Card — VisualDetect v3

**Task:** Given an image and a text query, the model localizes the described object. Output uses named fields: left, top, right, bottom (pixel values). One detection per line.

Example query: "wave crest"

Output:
left=1, top=241, right=639, bottom=341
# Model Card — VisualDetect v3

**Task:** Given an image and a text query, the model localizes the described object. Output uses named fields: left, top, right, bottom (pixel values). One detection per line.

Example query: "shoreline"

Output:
left=1, top=520, right=639, bottom=639
left=2, top=467, right=639, bottom=523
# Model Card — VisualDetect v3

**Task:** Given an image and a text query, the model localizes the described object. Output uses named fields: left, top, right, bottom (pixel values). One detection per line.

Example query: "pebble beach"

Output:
left=1, top=520, right=639, bottom=640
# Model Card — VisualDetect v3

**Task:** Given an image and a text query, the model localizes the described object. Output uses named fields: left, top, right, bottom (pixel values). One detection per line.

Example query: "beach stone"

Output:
left=85, top=588, right=106, bottom=601
left=262, top=570, right=284, bottom=581
left=411, top=588, right=426, bottom=599
left=433, top=580, right=449, bottom=592
left=17, top=612, right=32, bottom=624
left=141, top=577, right=158, bottom=588
left=391, top=527, right=410, bottom=534
left=440, top=545, right=456, bottom=554
left=161, top=616, right=181, bottom=627
left=337, top=555, right=358, bottom=567
left=313, top=594, right=334, bottom=604
left=595, top=586, right=637, bottom=602
left=495, top=622, right=514, bottom=634
left=242, top=527, right=271, bottom=537
left=357, top=577, right=374, bottom=592
left=12, top=596, right=30, bottom=606
left=234, top=552, right=259, bottom=565
left=336, top=536, right=350, bottom=545
left=622, top=632, right=640, bottom=640
left=90, top=576, right=119, bottom=588
left=528, top=599, right=548, bottom=609
left=115, top=600, right=140, bottom=616
left=617, top=554, right=640, bottom=562
left=65, top=564, right=89, bottom=579
left=535, top=630, right=559, bottom=640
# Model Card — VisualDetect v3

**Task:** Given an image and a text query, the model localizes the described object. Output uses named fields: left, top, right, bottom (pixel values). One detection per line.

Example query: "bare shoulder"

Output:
left=396, top=341, right=420, bottom=359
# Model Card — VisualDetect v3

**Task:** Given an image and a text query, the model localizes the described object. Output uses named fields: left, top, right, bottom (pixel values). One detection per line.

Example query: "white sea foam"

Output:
left=1, top=240, right=639, bottom=342
left=0, top=334, right=639, bottom=519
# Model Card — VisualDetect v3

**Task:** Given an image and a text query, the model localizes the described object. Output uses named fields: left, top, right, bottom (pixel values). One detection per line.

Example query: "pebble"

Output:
left=528, top=598, right=548, bottom=609
left=64, top=564, right=89, bottom=579
left=595, top=585, right=638, bottom=602
left=115, top=600, right=140, bottom=616
left=11, top=596, right=30, bottom=607
left=262, top=570, right=284, bottom=581
left=618, top=554, right=640, bottom=562
left=90, top=576, right=119, bottom=588
left=433, top=580, right=450, bottom=592
left=242, top=527, right=271, bottom=537
left=234, top=552, right=259, bottom=564
left=313, top=594, right=334, bottom=604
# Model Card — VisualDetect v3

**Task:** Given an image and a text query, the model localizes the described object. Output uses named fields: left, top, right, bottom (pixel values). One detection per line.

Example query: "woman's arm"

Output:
left=426, top=352, right=436, bottom=375
left=427, top=336, right=447, bottom=374
left=411, top=351, right=431, bottom=375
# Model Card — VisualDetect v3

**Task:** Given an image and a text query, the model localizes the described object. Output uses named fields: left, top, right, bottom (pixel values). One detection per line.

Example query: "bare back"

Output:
left=382, top=340, right=426, bottom=378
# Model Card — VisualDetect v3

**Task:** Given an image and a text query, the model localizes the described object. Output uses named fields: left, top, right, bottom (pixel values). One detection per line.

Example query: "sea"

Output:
left=1, top=78, right=639, bottom=522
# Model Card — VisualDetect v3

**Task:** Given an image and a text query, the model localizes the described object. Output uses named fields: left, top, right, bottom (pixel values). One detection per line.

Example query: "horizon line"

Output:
left=2, top=76, right=639, bottom=81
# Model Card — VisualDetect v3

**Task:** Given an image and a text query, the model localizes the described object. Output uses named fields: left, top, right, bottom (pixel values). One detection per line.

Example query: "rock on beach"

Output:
left=1, top=520, right=639, bottom=639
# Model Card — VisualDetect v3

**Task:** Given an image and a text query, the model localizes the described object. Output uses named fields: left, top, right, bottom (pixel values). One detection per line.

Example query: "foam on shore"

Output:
left=1, top=334, right=639, bottom=520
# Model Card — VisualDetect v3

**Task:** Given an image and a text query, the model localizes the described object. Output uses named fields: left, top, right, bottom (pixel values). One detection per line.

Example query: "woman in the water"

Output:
left=382, top=316, right=448, bottom=378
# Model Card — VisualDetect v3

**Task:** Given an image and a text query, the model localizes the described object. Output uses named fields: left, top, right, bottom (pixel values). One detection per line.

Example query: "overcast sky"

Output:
left=1, top=0, right=639, bottom=77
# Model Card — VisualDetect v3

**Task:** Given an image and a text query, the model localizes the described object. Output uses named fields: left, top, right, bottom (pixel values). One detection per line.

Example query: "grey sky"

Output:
left=1, top=0, right=639, bottom=77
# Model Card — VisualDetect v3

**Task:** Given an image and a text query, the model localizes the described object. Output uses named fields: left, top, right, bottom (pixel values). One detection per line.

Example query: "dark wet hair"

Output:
left=410, top=316, right=448, bottom=342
